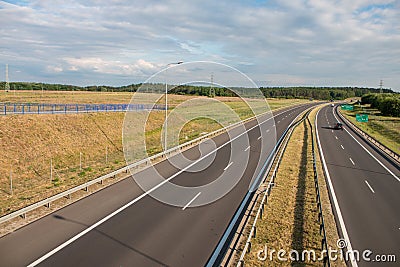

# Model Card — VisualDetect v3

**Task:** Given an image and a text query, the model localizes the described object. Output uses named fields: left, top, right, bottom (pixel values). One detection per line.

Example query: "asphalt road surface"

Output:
left=0, top=103, right=317, bottom=267
left=316, top=105, right=400, bottom=267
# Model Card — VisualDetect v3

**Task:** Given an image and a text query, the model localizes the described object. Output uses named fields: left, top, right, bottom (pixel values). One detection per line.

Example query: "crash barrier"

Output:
left=337, top=108, right=399, bottom=164
left=206, top=108, right=312, bottom=267
left=0, top=105, right=302, bottom=226
left=234, top=109, right=330, bottom=267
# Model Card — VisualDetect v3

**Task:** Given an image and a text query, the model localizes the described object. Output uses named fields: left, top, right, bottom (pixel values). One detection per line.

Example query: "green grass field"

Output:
left=341, top=104, right=400, bottom=155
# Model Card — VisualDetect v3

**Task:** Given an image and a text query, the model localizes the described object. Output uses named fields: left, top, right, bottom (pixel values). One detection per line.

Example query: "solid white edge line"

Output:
left=365, top=180, right=375, bottom=194
left=182, top=192, right=201, bottom=210
left=315, top=108, right=359, bottom=267
left=27, top=105, right=301, bottom=266
left=224, top=161, right=234, bottom=171
left=333, top=109, right=400, bottom=182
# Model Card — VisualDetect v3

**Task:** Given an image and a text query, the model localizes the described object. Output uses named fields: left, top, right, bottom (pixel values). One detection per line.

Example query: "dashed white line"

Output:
left=349, top=158, right=355, bottom=165
left=244, top=146, right=250, bottom=152
left=335, top=136, right=338, bottom=140
left=26, top=106, right=302, bottom=267
left=277, top=120, right=280, bottom=123
left=266, top=129, right=270, bottom=133
left=257, top=136, right=262, bottom=140
left=224, top=161, right=234, bottom=171
left=182, top=192, right=201, bottom=210
left=341, top=145, right=344, bottom=150
left=365, top=180, right=375, bottom=194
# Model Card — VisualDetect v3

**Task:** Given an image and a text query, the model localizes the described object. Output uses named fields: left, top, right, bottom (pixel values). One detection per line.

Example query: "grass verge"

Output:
left=243, top=107, right=345, bottom=267
left=340, top=104, right=399, bottom=155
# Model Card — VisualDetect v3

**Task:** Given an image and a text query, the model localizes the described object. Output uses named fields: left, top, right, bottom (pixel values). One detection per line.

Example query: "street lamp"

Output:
left=164, top=61, right=183, bottom=151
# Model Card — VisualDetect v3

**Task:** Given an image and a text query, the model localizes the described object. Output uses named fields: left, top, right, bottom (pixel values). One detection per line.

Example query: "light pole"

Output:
left=164, top=61, right=183, bottom=151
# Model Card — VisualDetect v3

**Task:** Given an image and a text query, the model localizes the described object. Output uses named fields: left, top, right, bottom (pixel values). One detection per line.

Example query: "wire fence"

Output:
left=0, top=103, right=164, bottom=115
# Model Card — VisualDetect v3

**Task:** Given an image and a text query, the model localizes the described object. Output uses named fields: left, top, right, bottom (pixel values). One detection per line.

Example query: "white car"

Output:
left=331, top=103, right=334, bottom=107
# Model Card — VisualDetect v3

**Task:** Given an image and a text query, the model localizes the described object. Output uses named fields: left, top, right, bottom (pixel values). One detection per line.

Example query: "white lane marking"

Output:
left=266, top=129, right=270, bottom=133
left=244, top=146, right=250, bottom=152
left=331, top=130, right=333, bottom=133
left=277, top=120, right=280, bottom=123
left=257, top=136, right=262, bottom=140
left=182, top=192, right=201, bottom=210
left=26, top=106, right=302, bottom=267
left=349, top=158, right=355, bottom=165
left=224, top=161, right=234, bottom=171
left=365, top=180, right=375, bottom=194
left=332, top=109, right=400, bottom=182
left=341, top=145, right=344, bottom=150
left=335, top=136, right=338, bottom=140
left=315, top=108, right=359, bottom=267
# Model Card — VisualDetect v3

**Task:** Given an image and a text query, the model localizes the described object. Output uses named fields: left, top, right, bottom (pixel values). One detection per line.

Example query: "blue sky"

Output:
left=0, top=0, right=399, bottom=90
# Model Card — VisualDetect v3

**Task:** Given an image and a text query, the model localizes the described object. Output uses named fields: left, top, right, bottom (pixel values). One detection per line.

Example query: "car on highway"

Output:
left=334, top=122, right=343, bottom=130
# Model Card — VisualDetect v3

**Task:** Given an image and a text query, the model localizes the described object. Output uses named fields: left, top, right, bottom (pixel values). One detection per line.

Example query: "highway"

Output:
left=0, top=103, right=317, bottom=267
left=316, top=105, right=400, bottom=267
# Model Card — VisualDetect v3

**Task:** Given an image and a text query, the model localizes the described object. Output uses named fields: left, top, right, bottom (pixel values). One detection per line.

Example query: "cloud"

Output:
left=0, top=0, right=399, bottom=89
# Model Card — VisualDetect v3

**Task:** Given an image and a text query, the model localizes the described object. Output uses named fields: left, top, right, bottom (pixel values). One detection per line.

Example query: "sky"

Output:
left=0, top=0, right=399, bottom=90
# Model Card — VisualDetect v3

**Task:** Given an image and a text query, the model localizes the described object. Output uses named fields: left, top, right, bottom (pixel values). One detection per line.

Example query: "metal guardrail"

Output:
left=0, top=105, right=298, bottom=225
left=235, top=109, right=311, bottom=267
left=0, top=103, right=163, bottom=115
left=307, top=116, right=331, bottom=267
left=337, top=108, right=399, bottom=164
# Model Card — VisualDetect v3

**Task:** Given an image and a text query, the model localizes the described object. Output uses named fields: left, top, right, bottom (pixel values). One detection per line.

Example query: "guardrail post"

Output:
left=321, top=237, right=326, bottom=250
left=4, top=104, right=6, bottom=115
left=247, top=242, right=251, bottom=253
left=20, top=213, right=26, bottom=219
left=252, top=226, right=256, bottom=238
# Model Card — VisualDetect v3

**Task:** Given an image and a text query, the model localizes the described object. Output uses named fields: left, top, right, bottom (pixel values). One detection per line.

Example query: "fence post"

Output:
left=50, top=158, right=53, bottom=182
left=106, top=146, right=108, bottom=164
left=10, top=169, right=13, bottom=196
left=80, top=152, right=82, bottom=171
left=4, top=104, right=6, bottom=115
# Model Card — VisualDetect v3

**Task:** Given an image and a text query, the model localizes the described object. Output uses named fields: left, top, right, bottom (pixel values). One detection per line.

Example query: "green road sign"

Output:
left=341, top=104, right=354, bottom=111
left=356, top=114, right=368, bottom=122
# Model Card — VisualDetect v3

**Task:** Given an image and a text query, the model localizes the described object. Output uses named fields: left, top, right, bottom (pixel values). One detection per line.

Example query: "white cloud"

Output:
left=0, top=0, right=399, bottom=89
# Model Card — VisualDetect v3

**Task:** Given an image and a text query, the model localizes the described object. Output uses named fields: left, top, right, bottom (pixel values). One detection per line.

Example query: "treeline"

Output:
left=168, top=85, right=390, bottom=100
left=0, top=81, right=394, bottom=100
left=0, top=82, right=142, bottom=92
left=361, top=93, right=400, bottom=117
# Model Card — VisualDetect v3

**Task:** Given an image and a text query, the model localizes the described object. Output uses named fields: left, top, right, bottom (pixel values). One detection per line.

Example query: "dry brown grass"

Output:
left=0, top=91, right=311, bottom=217
left=243, top=113, right=345, bottom=267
